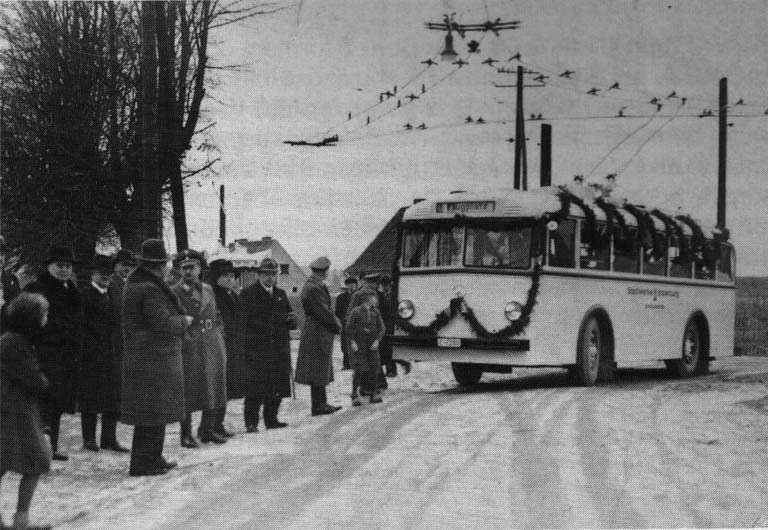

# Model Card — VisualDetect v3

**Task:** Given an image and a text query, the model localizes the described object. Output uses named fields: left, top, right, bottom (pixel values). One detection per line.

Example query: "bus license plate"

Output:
left=437, top=337, right=461, bottom=348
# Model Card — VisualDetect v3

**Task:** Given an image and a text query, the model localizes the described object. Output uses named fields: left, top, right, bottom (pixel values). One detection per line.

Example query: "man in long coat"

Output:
left=334, top=277, right=358, bottom=370
left=171, top=250, right=227, bottom=447
left=79, top=254, right=127, bottom=452
left=106, top=250, right=136, bottom=432
left=295, top=256, right=342, bottom=416
left=238, top=258, right=296, bottom=431
left=25, top=244, right=83, bottom=461
left=121, top=239, right=192, bottom=476
left=209, top=259, right=239, bottom=438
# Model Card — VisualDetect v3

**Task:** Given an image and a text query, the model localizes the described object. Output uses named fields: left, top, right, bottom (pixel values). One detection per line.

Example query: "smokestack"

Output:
left=219, top=185, right=225, bottom=246
left=540, top=123, right=551, bottom=187
left=717, top=77, right=727, bottom=230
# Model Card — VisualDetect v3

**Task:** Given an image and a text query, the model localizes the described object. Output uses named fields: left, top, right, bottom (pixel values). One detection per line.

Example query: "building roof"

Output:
left=346, top=207, right=407, bottom=278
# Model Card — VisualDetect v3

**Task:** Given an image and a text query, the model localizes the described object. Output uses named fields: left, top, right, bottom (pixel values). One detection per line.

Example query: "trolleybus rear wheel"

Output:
left=451, top=363, right=483, bottom=386
left=667, top=316, right=707, bottom=378
left=575, top=314, right=612, bottom=386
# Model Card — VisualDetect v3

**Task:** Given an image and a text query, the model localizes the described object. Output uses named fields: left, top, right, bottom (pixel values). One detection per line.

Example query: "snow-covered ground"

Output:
left=4, top=341, right=768, bottom=528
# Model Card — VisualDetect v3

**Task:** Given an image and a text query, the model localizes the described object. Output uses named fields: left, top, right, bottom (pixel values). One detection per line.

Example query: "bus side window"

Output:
left=694, top=243, right=715, bottom=280
left=612, top=228, right=639, bottom=273
left=579, top=222, right=610, bottom=270
left=716, top=243, right=734, bottom=281
left=642, top=231, right=667, bottom=276
left=548, top=219, right=576, bottom=268
left=669, top=236, right=692, bottom=278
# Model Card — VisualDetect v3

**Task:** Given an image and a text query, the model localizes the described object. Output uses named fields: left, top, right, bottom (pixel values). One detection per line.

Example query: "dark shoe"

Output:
left=156, top=457, right=178, bottom=470
left=52, top=452, right=69, bottom=461
left=181, top=435, right=200, bottom=448
left=215, top=427, right=235, bottom=438
left=265, top=421, right=288, bottom=429
left=130, top=466, right=169, bottom=477
left=352, top=396, right=362, bottom=407
left=312, top=404, right=341, bottom=416
left=370, top=393, right=383, bottom=404
left=83, top=440, right=100, bottom=452
left=245, top=424, right=258, bottom=433
left=385, top=365, right=398, bottom=378
left=199, top=431, right=227, bottom=444
left=102, top=442, right=130, bottom=453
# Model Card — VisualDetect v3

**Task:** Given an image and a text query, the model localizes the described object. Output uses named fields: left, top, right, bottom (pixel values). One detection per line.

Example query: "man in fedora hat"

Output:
left=79, top=254, right=128, bottom=453
left=25, top=244, right=83, bottom=461
left=171, top=250, right=228, bottom=447
left=295, top=257, right=343, bottom=416
left=238, top=257, right=297, bottom=431
left=121, top=239, right=193, bottom=476
left=208, top=258, right=239, bottom=438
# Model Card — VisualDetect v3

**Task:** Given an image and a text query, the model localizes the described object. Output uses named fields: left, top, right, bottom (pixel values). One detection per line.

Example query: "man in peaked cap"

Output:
left=171, top=249, right=228, bottom=447
left=294, top=257, right=343, bottom=415
left=238, top=257, right=297, bottom=431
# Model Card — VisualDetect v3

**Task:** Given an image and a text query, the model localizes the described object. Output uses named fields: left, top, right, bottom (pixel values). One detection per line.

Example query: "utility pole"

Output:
left=495, top=67, right=544, bottom=190
left=717, top=77, right=727, bottom=231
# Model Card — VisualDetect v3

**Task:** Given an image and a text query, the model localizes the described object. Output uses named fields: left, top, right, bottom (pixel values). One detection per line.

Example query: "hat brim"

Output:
left=138, top=256, right=169, bottom=263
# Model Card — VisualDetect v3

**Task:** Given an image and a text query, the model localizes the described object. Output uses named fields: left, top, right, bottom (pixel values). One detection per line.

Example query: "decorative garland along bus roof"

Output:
left=401, top=184, right=726, bottom=242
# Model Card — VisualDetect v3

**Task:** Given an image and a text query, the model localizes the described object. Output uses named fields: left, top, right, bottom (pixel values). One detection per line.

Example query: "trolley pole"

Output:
left=717, top=77, right=727, bottom=230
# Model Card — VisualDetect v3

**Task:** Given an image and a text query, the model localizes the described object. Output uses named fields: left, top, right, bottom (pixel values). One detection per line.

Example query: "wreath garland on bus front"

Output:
left=395, top=260, right=542, bottom=342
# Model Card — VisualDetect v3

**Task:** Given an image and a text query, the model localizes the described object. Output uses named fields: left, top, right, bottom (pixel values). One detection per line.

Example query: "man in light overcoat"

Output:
left=171, top=250, right=228, bottom=447
left=294, top=256, right=342, bottom=416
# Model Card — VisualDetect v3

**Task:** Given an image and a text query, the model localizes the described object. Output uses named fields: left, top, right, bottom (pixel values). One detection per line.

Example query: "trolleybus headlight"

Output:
left=504, top=301, right=523, bottom=321
left=398, top=300, right=415, bottom=319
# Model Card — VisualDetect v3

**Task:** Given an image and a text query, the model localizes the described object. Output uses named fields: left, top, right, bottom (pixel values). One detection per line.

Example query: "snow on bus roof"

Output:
left=403, top=186, right=716, bottom=237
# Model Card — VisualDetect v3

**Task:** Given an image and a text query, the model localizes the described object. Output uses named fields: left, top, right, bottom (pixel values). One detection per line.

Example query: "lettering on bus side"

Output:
left=626, top=287, right=680, bottom=301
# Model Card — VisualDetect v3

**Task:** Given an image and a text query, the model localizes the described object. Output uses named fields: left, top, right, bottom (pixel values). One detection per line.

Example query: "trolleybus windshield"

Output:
left=402, top=222, right=533, bottom=269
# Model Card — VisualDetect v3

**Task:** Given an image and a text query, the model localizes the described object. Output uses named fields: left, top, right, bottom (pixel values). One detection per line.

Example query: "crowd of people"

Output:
left=0, top=236, right=406, bottom=529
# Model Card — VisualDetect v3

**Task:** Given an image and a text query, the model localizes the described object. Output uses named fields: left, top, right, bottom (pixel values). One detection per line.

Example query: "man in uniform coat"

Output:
left=121, top=239, right=192, bottom=476
left=209, top=258, right=239, bottom=437
left=334, top=277, right=358, bottom=370
left=294, top=257, right=343, bottom=416
left=25, top=244, right=83, bottom=461
left=79, top=254, right=128, bottom=452
left=238, top=258, right=297, bottom=431
left=171, top=250, right=228, bottom=447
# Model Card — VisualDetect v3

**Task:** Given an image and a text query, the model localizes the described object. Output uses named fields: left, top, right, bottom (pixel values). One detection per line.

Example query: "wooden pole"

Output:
left=717, top=77, right=727, bottom=230
left=219, top=185, right=226, bottom=246
left=540, top=123, right=551, bottom=187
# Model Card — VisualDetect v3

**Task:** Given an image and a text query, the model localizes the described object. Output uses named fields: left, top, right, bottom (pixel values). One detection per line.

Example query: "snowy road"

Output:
left=9, top=353, right=768, bottom=528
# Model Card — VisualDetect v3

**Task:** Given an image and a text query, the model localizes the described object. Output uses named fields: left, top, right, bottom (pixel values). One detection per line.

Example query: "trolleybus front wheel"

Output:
left=451, top=363, right=483, bottom=386
left=574, top=312, right=614, bottom=386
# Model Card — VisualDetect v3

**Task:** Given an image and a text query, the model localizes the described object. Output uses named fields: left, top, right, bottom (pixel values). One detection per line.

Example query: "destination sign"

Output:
left=435, top=201, right=496, bottom=214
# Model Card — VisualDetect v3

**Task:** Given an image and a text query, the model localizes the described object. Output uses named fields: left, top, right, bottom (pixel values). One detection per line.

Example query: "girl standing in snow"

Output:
left=346, top=292, right=385, bottom=406
left=0, top=292, right=53, bottom=530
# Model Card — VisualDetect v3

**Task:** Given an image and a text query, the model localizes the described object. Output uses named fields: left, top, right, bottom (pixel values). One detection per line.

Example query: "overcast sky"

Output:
left=171, top=0, right=768, bottom=275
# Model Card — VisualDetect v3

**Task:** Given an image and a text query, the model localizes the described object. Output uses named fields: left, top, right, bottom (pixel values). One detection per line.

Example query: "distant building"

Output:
left=209, top=237, right=308, bottom=294
left=346, top=207, right=407, bottom=279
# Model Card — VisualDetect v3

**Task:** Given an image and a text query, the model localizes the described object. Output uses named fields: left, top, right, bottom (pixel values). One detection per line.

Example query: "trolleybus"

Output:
left=389, top=185, right=736, bottom=386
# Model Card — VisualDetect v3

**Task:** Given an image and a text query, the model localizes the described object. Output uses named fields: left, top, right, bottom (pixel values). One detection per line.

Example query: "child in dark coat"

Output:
left=346, top=292, right=385, bottom=405
left=0, top=292, right=53, bottom=530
